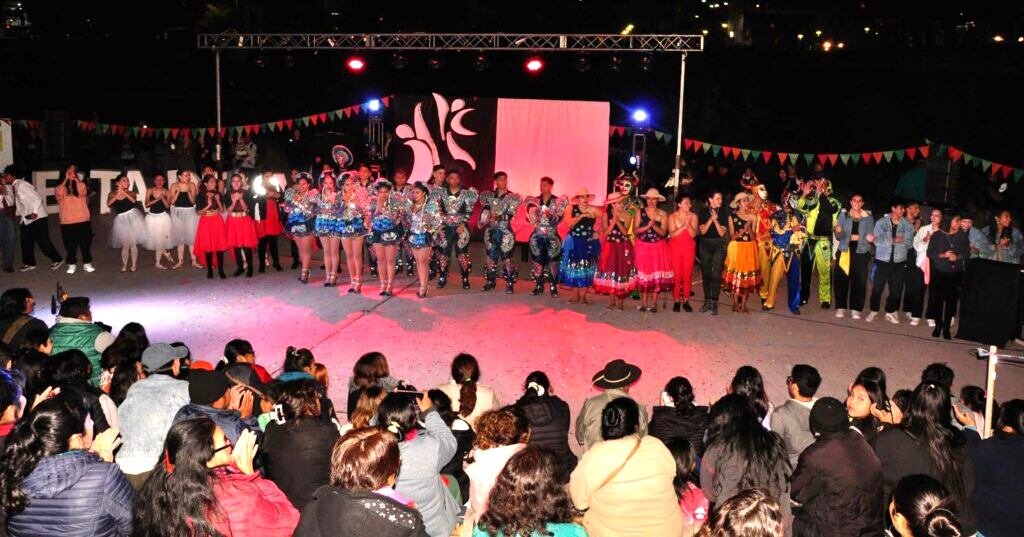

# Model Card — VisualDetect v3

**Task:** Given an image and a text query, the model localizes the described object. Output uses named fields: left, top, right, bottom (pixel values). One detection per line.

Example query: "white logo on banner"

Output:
left=395, top=93, right=478, bottom=182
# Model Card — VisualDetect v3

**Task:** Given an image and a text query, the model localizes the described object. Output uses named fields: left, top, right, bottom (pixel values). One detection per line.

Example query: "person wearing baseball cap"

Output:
left=573, top=359, right=648, bottom=451
left=791, top=397, right=883, bottom=536
left=172, top=369, right=259, bottom=446
left=116, top=342, right=193, bottom=487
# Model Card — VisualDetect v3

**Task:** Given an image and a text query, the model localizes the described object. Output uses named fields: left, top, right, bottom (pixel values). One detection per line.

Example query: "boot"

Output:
left=205, top=253, right=214, bottom=279
left=257, top=241, right=268, bottom=274
left=711, top=300, right=719, bottom=316
left=506, top=280, right=514, bottom=294
left=437, top=269, right=448, bottom=289
left=245, top=249, right=254, bottom=277
left=216, top=252, right=226, bottom=279
left=462, top=272, right=471, bottom=290
left=549, top=281, right=559, bottom=298
left=673, top=301, right=681, bottom=312
left=482, top=269, right=496, bottom=291
left=233, top=249, right=245, bottom=277
left=269, top=239, right=283, bottom=271
left=531, top=272, right=545, bottom=296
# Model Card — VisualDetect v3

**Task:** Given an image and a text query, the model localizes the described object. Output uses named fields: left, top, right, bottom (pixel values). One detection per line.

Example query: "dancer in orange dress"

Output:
left=723, top=192, right=762, bottom=312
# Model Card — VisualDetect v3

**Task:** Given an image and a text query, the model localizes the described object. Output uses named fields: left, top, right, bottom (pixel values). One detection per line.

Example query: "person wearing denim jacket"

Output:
left=867, top=200, right=916, bottom=323
left=833, top=194, right=875, bottom=319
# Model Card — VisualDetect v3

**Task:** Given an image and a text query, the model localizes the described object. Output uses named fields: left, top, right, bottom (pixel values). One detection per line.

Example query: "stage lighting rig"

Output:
left=390, top=52, right=409, bottom=69
left=524, top=56, right=544, bottom=73
left=346, top=56, right=366, bottom=72
left=472, top=53, right=489, bottom=72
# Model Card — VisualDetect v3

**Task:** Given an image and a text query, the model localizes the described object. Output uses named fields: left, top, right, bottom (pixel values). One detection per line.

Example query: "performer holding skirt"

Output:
left=559, top=188, right=602, bottom=304
left=284, top=172, right=318, bottom=284
left=169, top=170, right=200, bottom=269
left=107, top=174, right=147, bottom=273
left=633, top=188, right=674, bottom=313
left=194, top=174, right=228, bottom=279
left=224, top=173, right=259, bottom=278
left=594, top=192, right=638, bottom=310
left=723, top=192, right=762, bottom=312
left=144, top=173, right=174, bottom=269
left=406, top=182, right=441, bottom=298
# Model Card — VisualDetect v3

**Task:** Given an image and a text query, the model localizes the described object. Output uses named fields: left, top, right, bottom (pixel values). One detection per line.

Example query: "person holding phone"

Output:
left=54, top=163, right=93, bottom=274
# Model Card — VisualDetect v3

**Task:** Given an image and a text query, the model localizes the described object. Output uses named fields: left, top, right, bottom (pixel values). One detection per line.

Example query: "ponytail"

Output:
left=451, top=353, right=480, bottom=418
left=892, top=474, right=964, bottom=537
left=523, top=371, right=550, bottom=399
left=283, top=346, right=315, bottom=373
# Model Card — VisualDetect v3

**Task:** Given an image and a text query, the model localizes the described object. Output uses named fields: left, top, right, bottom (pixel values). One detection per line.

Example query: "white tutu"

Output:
left=170, top=206, right=199, bottom=246
left=109, top=209, right=148, bottom=248
left=145, top=212, right=174, bottom=251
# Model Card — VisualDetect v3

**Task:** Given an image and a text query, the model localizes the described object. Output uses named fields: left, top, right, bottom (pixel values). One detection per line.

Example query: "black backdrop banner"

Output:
left=391, top=94, right=497, bottom=191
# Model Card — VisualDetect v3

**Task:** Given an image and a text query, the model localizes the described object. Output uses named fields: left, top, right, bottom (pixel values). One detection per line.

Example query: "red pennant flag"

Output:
left=1003, top=166, right=1014, bottom=178
left=991, top=163, right=1002, bottom=175
left=947, top=147, right=963, bottom=162
left=762, top=151, right=773, bottom=163
left=693, top=141, right=703, bottom=151
left=310, top=115, right=319, bottom=126
left=242, top=125, right=252, bottom=136
left=861, top=153, right=873, bottom=164
left=207, top=127, right=215, bottom=138
left=684, top=138, right=694, bottom=151
left=220, top=127, right=227, bottom=138
left=777, top=152, right=789, bottom=165
left=353, top=105, right=361, bottom=114
left=284, top=119, right=293, bottom=130
left=276, top=121, right=285, bottom=131
left=318, top=113, right=328, bottom=123
left=617, top=127, right=627, bottom=137
left=827, top=154, right=839, bottom=166
left=381, top=96, right=391, bottom=107
left=817, top=154, right=828, bottom=165
left=906, top=147, right=918, bottom=160
left=609, top=127, right=616, bottom=137
left=170, top=128, right=179, bottom=139
left=722, top=146, right=734, bottom=159
left=919, top=145, right=929, bottom=158
left=344, top=108, right=353, bottom=118
left=732, top=147, right=742, bottom=159
left=872, top=152, right=884, bottom=163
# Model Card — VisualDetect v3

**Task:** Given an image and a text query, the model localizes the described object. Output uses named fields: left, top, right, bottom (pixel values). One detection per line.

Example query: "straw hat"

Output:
left=729, top=191, right=753, bottom=209
left=641, top=187, right=666, bottom=201
left=604, top=192, right=625, bottom=205
left=573, top=188, right=595, bottom=201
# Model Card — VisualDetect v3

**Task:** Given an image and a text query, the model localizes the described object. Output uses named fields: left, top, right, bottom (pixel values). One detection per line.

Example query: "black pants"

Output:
left=926, top=269, right=962, bottom=329
left=60, top=222, right=93, bottom=264
left=835, top=251, right=871, bottom=311
left=901, top=256, right=926, bottom=318
left=258, top=234, right=281, bottom=270
left=870, top=260, right=906, bottom=313
left=699, top=237, right=727, bottom=302
left=19, top=218, right=62, bottom=267
left=800, top=247, right=813, bottom=303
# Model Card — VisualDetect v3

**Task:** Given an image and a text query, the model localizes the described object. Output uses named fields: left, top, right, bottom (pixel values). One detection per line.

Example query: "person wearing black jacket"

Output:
left=648, top=376, right=710, bottom=455
left=512, top=372, right=577, bottom=482
left=262, top=378, right=340, bottom=510
left=0, top=289, right=47, bottom=353
left=47, top=349, right=111, bottom=434
left=968, top=399, right=1024, bottom=537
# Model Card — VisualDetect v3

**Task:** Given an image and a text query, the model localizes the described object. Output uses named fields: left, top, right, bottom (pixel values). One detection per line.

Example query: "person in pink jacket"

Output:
left=132, top=417, right=299, bottom=537
left=463, top=407, right=530, bottom=530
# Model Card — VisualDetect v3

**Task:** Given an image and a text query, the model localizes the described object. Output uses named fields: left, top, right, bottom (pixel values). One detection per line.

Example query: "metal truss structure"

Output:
left=197, top=33, right=704, bottom=53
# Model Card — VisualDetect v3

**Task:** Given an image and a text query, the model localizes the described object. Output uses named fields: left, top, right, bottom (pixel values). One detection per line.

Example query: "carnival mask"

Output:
left=757, top=184, right=768, bottom=201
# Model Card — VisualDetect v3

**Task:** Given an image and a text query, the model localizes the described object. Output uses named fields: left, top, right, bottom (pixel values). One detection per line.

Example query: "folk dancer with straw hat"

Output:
left=633, top=188, right=674, bottom=313
left=594, top=192, right=638, bottom=310
left=723, top=191, right=762, bottom=313
left=559, top=187, right=603, bottom=304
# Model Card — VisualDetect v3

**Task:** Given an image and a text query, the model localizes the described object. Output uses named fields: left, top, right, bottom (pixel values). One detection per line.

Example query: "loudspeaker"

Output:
left=956, top=259, right=1022, bottom=347
left=43, top=110, right=73, bottom=161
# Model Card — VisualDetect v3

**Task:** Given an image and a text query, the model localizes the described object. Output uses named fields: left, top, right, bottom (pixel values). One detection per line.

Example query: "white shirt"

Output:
left=12, top=179, right=47, bottom=225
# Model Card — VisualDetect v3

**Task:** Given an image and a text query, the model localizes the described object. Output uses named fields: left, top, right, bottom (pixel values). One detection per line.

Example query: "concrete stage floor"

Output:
left=8, top=218, right=1023, bottom=425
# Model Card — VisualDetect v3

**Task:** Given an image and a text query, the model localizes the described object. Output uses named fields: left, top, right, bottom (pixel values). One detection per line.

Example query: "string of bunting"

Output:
left=609, top=125, right=674, bottom=143
left=681, top=138, right=1024, bottom=182
left=9, top=96, right=392, bottom=140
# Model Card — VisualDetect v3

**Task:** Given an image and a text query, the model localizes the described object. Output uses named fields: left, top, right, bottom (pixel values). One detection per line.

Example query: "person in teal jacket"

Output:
left=796, top=178, right=841, bottom=308
left=49, top=297, right=115, bottom=387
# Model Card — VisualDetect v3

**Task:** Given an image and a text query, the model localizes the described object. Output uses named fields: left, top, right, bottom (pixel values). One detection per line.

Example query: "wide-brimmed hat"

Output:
left=592, top=359, right=643, bottom=389
left=604, top=192, right=625, bottom=205
left=641, top=188, right=666, bottom=201
left=573, top=188, right=595, bottom=201
left=729, top=191, right=753, bottom=209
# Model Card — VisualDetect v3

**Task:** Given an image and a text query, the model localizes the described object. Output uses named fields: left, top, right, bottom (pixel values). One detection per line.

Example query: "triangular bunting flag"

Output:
left=609, top=127, right=616, bottom=137
left=919, top=145, right=929, bottom=158
left=207, top=127, right=215, bottom=138
left=276, top=121, right=285, bottom=131
left=777, top=152, right=788, bottom=164
left=741, top=149, right=751, bottom=160
left=285, top=119, right=293, bottom=129
left=701, top=143, right=710, bottom=153
left=872, top=152, right=884, bottom=163
left=617, top=127, right=627, bottom=137
left=948, top=147, right=964, bottom=162
left=894, top=150, right=906, bottom=161
left=310, top=114, right=319, bottom=126
left=906, top=147, right=917, bottom=160
left=1013, top=169, right=1023, bottom=182
left=694, top=141, right=703, bottom=152
left=300, top=116, right=310, bottom=126
left=1001, top=166, right=1012, bottom=178
left=654, top=132, right=664, bottom=142
left=751, top=150, right=761, bottom=160
left=980, top=159, right=991, bottom=171
left=840, top=154, right=851, bottom=165
left=828, top=154, right=839, bottom=166
left=382, top=96, right=391, bottom=107
left=130, top=126, right=139, bottom=136
left=722, top=146, right=734, bottom=158
left=788, top=154, right=799, bottom=164
left=664, top=134, right=673, bottom=143
left=353, top=105, right=361, bottom=114
left=761, top=151, right=773, bottom=163
left=803, top=153, right=815, bottom=165
left=937, top=144, right=948, bottom=157
left=242, top=125, right=252, bottom=135
left=963, top=154, right=974, bottom=165
left=711, top=145, right=721, bottom=157
left=234, top=126, right=244, bottom=137
left=861, top=153, right=873, bottom=164
left=318, top=113, right=327, bottom=123
left=182, top=128, right=190, bottom=139
left=170, top=128, right=179, bottom=139
left=344, top=108, right=353, bottom=118
left=161, top=128, right=170, bottom=138
left=684, top=138, right=694, bottom=151
left=817, top=154, right=828, bottom=165
left=991, top=163, right=1003, bottom=175
left=883, top=151, right=894, bottom=162
left=328, top=111, right=338, bottom=121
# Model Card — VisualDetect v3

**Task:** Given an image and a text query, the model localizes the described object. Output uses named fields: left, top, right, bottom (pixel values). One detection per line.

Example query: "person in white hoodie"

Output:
left=913, top=208, right=944, bottom=327
left=1, top=166, right=63, bottom=272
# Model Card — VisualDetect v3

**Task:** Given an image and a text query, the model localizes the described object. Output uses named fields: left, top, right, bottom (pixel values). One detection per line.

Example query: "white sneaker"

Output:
left=835, top=309, right=845, bottom=319
left=910, top=317, right=920, bottom=326
left=865, top=311, right=877, bottom=322
left=18, top=265, right=36, bottom=272
left=82, top=263, right=95, bottom=273
left=66, top=264, right=77, bottom=274
left=950, top=317, right=956, bottom=326
left=927, top=319, right=936, bottom=328
left=885, top=312, right=900, bottom=324
left=851, top=310, right=861, bottom=320
left=905, top=312, right=913, bottom=321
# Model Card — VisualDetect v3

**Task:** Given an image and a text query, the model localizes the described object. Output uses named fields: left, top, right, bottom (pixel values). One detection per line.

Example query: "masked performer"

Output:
left=559, top=188, right=602, bottom=305
left=764, top=208, right=806, bottom=315
left=315, top=172, right=344, bottom=287
left=796, top=177, right=841, bottom=308
left=752, top=184, right=779, bottom=305
left=283, top=172, right=318, bottom=284
left=406, top=182, right=441, bottom=298
left=524, top=177, right=569, bottom=297
left=432, top=170, right=479, bottom=290
left=478, top=172, right=522, bottom=294
left=370, top=180, right=412, bottom=296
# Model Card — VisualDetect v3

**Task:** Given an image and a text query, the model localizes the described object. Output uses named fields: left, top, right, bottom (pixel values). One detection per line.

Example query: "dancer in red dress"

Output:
left=668, top=195, right=698, bottom=312
left=224, top=173, right=259, bottom=278
left=633, top=188, right=674, bottom=313
left=594, top=192, right=638, bottom=310
left=194, top=174, right=228, bottom=279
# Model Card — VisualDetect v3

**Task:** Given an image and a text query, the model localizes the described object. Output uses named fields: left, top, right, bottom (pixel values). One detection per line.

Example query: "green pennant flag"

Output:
left=803, top=153, right=814, bottom=164
left=160, top=128, right=170, bottom=138
left=895, top=150, right=906, bottom=161
left=130, top=126, right=139, bottom=136
left=789, top=154, right=799, bottom=164
left=234, top=126, right=244, bottom=137
left=701, top=142, right=711, bottom=153
left=741, top=149, right=751, bottom=160
left=751, top=150, right=761, bottom=159
left=654, top=132, right=664, bottom=141
left=851, top=154, right=861, bottom=164
left=963, top=154, right=974, bottom=165
left=664, top=134, right=673, bottom=143
left=980, top=159, right=992, bottom=171
left=840, top=154, right=851, bottom=165
left=328, top=110, right=338, bottom=121
left=1014, top=169, right=1023, bottom=182
left=711, top=145, right=721, bottom=156
left=883, top=151, right=894, bottom=162
left=937, top=144, right=948, bottom=156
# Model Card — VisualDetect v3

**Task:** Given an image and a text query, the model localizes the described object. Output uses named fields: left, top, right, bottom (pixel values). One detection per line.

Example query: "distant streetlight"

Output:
left=797, top=33, right=805, bottom=40
left=837, top=42, right=845, bottom=49
left=815, top=30, right=822, bottom=37
left=823, top=40, right=833, bottom=52
left=864, top=27, right=871, bottom=33
left=993, top=35, right=1005, bottom=42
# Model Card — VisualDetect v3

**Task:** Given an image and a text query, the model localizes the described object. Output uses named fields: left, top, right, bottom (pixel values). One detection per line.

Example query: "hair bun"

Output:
left=925, top=508, right=962, bottom=537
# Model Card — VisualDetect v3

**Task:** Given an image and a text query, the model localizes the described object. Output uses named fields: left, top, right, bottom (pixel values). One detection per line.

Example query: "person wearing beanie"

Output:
left=791, top=397, right=883, bottom=537
left=172, top=369, right=259, bottom=445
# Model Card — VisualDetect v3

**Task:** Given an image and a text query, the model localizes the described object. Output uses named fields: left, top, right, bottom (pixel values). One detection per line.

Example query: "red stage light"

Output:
left=525, top=57, right=544, bottom=73
left=346, top=56, right=366, bottom=72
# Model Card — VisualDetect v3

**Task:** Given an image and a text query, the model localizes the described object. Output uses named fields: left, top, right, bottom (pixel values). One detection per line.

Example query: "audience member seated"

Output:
left=888, top=474, right=963, bottom=537
left=217, top=338, right=272, bottom=383
left=770, top=364, right=820, bottom=468
left=341, top=385, right=387, bottom=435
left=575, top=359, right=648, bottom=452
left=464, top=406, right=530, bottom=530
left=0, top=289, right=47, bottom=353
left=348, top=351, right=399, bottom=416
left=514, top=371, right=578, bottom=482
left=438, top=353, right=501, bottom=429
left=0, top=368, right=24, bottom=448
left=665, top=438, right=709, bottom=536
left=697, top=488, right=784, bottom=537
left=727, top=365, right=773, bottom=428
left=47, top=349, right=116, bottom=431
left=968, top=399, right=1023, bottom=537
left=49, top=297, right=116, bottom=387
left=427, top=388, right=474, bottom=503
left=649, top=376, right=710, bottom=455
left=172, top=369, right=258, bottom=444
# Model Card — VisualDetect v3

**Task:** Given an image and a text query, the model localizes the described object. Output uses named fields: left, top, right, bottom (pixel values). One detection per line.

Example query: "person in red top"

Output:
left=133, top=417, right=299, bottom=537
left=223, top=173, right=260, bottom=278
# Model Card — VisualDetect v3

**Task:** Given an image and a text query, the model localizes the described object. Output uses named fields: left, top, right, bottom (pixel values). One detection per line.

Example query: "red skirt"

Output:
left=255, top=201, right=285, bottom=238
left=593, top=239, right=636, bottom=297
left=634, top=239, right=674, bottom=293
left=226, top=215, right=259, bottom=248
left=194, top=214, right=229, bottom=266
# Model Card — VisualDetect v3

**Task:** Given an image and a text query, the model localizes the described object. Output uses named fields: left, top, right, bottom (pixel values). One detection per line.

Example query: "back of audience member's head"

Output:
left=352, top=352, right=390, bottom=388
left=283, top=346, right=315, bottom=373
left=350, top=385, right=387, bottom=429
left=889, top=474, right=963, bottom=537
left=601, top=397, right=641, bottom=441
left=114, top=322, right=149, bottom=358
left=789, top=364, right=821, bottom=399
left=134, top=417, right=221, bottom=536
left=451, top=353, right=481, bottom=418
left=9, top=349, right=47, bottom=401
left=698, top=488, right=784, bottom=537
left=377, top=392, right=419, bottom=442
left=218, top=339, right=254, bottom=370
left=730, top=366, right=770, bottom=421
left=892, top=389, right=914, bottom=415
left=0, top=288, right=33, bottom=317
left=47, top=350, right=93, bottom=388
left=903, top=382, right=964, bottom=498
left=995, top=399, right=1024, bottom=435
left=427, top=388, right=457, bottom=426
left=958, top=386, right=988, bottom=416
left=477, top=446, right=579, bottom=537
left=475, top=406, right=530, bottom=449
left=108, top=355, right=143, bottom=406
left=666, top=438, right=698, bottom=500
left=58, top=297, right=91, bottom=320
left=921, top=363, right=954, bottom=391
left=707, top=394, right=788, bottom=491
left=18, top=328, right=51, bottom=355
left=274, top=378, right=322, bottom=425
left=330, top=428, right=400, bottom=492
left=664, top=376, right=698, bottom=415
left=0, top=369, right=23, bottom=423
left=313, top=363, right=329, bottom=389
left=522, top=371, right=551, bottom=398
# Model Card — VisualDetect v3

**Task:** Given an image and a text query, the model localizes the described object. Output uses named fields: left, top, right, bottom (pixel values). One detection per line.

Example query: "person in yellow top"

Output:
left=54, top=164, right=94, bottom=274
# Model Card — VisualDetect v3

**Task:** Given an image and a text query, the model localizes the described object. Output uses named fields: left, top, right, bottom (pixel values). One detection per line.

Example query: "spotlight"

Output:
left=524, top=56, right=544, bottom=73
left=346, top=56, right=366, bottom=72
left=628, top=154, right=640, bottom=166
left=638, top=55, right=653, bottom=72
left=609, top=56, right=624, bottom=72
left=632, top=109, right=649, bottom=123
left=573, top=54, right=591, bottom=72
left=427, top=56, right=444, bottom=70
left=390, top=52, right=409, bottom=69
left=367, top=99, right=381, bottom=112
left=472, top=53, right=489, bottom=72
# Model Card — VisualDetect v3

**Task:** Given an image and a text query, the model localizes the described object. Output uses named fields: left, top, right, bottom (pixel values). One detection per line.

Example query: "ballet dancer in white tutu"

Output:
left=144, top=173, right=175, bottom=269
left=107, top=174, right=148, bottom=272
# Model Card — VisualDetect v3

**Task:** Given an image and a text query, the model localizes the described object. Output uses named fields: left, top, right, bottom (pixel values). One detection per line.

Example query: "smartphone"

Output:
left=951, top=395, right=970, bottom=417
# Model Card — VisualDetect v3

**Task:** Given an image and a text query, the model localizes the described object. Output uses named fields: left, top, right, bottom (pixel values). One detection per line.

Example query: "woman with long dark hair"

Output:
left=475, top=447, right=585, bottom=537
left=666, top=438, right=709, bottom=536
left=0, top=398, right=132, bottom=536
left=223, top=173, right=260, bottom=278
left=279, top=346, right=317, bottom=382
left=513, top=371, right=577, bottom=482
left=649, top=376, right=711, bottom=455
left=728, top=365, right=772, bottom=427
left=48, top=349, right=116, bottom=432
left=347, top=351, right=398, bottom=416
left=926, top=213, right=970, bottom=339
left=438, top=353, right=500, bottom=428
left=107, top=173, right=147, bottom=273
left=874, top=383, right=977, bottom=534
left=133, top=417, right=297, bottom=536
left=888, top=474, right=963, bottom=537
left=194, top=174, right=229, bottom=278
left=983, top=208, right=1024, bottom=264
left=700, top=394, right=790, bottom=518
left=216, top=338, right=272, bottom=383
left=168, top=169, right=200, bottom=269
left=406, top=182, right=441, bottom=297
left=55, top=163, right=93, bottom=274
left=846, top=378, right=889, bottom=446
left=143, top=172, right=174, bottom=269
left=283, top=172, right=318, bottom=283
